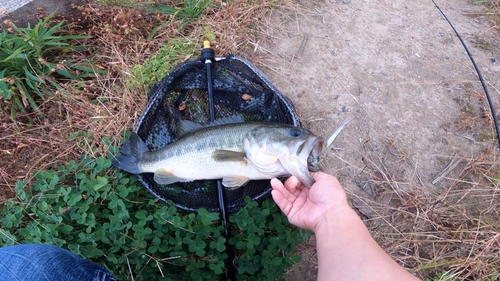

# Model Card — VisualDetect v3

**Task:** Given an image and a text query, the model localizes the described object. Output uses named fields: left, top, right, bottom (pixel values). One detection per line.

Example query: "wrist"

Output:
left=313, top=205, right=360, bottom=235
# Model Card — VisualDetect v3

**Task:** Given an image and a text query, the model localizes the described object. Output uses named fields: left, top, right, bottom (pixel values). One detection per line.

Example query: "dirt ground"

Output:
left=250, top=0, right=500, bottom=279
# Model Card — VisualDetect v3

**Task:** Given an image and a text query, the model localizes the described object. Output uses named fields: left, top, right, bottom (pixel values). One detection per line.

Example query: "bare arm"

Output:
left=270, top=173, right=420, bottom=281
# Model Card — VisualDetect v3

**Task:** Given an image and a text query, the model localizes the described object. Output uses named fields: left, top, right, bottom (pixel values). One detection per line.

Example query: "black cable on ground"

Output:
left=432, top=0, right=500, bottom=148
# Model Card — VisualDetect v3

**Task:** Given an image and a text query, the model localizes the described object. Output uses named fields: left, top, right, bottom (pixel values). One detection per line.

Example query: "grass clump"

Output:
left=148, top=0, right=214, bottom=32
left=0, top=13, right=102, bottom=117
left=424, top=270, right=459, bottom=281
left=127, top=38, right=199, bottom=90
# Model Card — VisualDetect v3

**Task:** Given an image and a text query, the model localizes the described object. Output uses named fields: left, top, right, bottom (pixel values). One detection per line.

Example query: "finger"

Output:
left=271, top=178, right=287, bottom=194
left=311, top=171, right=341, bottom=187
left=271, top=178, right=297, bottom=215
left=272, top=177, right=301, bottom=203
left=271, top=189, right=292, bottom=216
left=283, top=176, right=301, bottom=194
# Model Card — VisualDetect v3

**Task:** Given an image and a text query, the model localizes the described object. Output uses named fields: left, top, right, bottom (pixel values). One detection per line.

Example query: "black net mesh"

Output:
left=134, top=55, right=301, bottom=213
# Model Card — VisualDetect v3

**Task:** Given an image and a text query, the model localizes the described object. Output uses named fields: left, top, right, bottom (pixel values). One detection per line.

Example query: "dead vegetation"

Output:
left=345, top=137, right=500, bottom=280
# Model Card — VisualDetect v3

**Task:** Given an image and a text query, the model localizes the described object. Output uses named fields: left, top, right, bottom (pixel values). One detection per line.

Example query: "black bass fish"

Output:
left=112, top=121, right=324, bottom=189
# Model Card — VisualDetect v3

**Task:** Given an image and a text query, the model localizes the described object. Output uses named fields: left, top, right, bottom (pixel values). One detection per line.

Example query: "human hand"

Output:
left=270, top=172, right=352, bottom=232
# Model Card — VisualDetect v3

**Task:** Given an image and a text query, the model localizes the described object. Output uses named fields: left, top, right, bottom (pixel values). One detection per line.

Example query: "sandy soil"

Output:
left=250, top=0, right=500, bottom=279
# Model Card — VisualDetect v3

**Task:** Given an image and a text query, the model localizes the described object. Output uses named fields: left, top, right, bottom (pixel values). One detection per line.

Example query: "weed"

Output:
left=474, top=0, right=500, bottom=38
left=127, top=38, right=198, bottom=90
left=0, top=13, right=103, bottom=118
left=424, top=270, right=459, bottom=281
left=148, top=0, right=214, bottom=29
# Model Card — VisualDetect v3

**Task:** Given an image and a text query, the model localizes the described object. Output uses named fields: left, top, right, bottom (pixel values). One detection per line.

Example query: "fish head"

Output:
left=244, top=124, right=324, bottom=187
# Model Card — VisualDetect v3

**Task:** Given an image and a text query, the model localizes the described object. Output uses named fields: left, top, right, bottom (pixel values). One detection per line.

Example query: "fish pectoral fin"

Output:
left=212, top=150, right=247, bottom=162
left=279, top=155, right=315, bottom=187
left=247, top=154, right=280, bottom=172
left=243, top=138, right=280, bottom=170
left=154, top=169, right=185, bottom=185
left=222, top=176, right=250, bottom=190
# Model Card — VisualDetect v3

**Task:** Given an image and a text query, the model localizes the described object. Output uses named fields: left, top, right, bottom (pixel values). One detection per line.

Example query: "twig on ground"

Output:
left=431, top=153, right=463, bottom=185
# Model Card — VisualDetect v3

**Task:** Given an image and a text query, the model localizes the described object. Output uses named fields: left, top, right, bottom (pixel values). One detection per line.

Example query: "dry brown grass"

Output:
left=347, top=142, right=500, bottom=280
left=488, top=0, right=500, bottom=28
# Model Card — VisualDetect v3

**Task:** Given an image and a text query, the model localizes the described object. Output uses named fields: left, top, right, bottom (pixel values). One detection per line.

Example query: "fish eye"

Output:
left=290, top=128, right=302, bottom=137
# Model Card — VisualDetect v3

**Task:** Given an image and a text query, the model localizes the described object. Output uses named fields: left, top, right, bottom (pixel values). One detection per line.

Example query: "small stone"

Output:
left=492, top=58, right=496, bottom=63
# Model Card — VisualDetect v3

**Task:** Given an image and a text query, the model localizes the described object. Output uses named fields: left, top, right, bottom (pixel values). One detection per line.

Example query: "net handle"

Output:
left=202, top=41, right=236, bottom=281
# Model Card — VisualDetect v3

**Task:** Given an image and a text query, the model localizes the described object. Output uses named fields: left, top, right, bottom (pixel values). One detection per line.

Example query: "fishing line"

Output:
left=432, top=0, right=500, bottom=148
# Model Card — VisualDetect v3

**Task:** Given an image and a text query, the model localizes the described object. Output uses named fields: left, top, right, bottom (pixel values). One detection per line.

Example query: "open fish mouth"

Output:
left=300, top=135, right=324, bottom=170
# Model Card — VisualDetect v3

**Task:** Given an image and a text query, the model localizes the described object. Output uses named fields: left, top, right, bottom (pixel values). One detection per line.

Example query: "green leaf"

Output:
left=147, top=5, right=179, bottom=15
left=55, top=69, right=81, bottom=80
left=135, top=211, right=147, bottom=220
left=291, top=255, right=301, bottom=263
left=23, top=66, right=44, bottom=83
left=0, top=229, right=17, bottom=245
left=28, top=80, right=45, bottom=99
left=216, top=239, right=225, bottom=252
left=1, top=48, right=24, bottom=62
left=16, top=53, right=27, bottom=60
left=93, top=176, right=108, bottom=191
left=271, top=257, right=282, bottom=266
left=0, top=69, right=11, bottom=99
left=203, top=26, right=216, bottom=41
left=15, top=80, right=38, bottom=111
left=67, top=193, right=82, bottom=206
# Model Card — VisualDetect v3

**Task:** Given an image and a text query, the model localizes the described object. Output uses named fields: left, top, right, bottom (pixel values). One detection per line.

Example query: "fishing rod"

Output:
left=432, top=0, right=500, bottom=148
left=201, top=40, right=237, bottom=281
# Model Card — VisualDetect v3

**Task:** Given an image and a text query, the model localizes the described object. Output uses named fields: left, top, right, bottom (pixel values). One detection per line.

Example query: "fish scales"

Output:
left=139, top=123, right=269, bottom=181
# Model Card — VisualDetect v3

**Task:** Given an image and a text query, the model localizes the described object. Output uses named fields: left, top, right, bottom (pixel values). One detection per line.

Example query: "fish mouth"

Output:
left=297, top=135, right=325, bottom=169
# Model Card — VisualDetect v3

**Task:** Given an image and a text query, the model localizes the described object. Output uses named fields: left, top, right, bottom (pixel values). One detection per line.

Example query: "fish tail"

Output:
left=112, top=132, right=149, bottom=174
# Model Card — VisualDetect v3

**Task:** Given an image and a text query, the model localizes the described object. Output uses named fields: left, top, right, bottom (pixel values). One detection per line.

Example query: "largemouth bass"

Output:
left=112, top=121, right=324, bottom=188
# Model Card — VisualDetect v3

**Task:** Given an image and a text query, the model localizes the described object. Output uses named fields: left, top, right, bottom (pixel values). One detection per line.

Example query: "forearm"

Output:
left=315, top=208, right=420, bottom=281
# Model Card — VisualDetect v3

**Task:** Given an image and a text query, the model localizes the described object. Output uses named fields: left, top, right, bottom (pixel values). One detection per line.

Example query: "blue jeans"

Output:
left=0, top=244, right=115, bottom=281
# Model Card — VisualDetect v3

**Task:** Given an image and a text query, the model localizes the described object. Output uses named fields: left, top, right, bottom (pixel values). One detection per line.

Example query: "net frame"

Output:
left=134, top=55, right=301, bottom=213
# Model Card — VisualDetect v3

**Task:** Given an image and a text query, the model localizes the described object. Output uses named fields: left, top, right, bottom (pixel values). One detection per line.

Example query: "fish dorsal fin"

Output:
left=210, top=114, right=244, bottom=126
left=212, top=150, right=247, bottom=162
left=154, top=169, right=185, bottom=185
left=222, top=176, right=250, bottom=189
left=177, top=114, right=245, bottom=137
left=177, top=120, right=204, bottom=137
